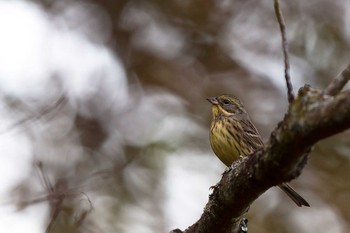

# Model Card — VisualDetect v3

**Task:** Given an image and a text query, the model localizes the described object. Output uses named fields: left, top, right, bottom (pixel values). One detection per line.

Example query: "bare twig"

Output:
left=35, top=162, right=90, bottom=233
left=74, top=192, right=93, bottom=227
left=2, top=95, right=66, bottom=133
left=325, top=65, right=350, bottom=95
left=36, top=161, right=54, bottom=193
left=45, top=191, right=65, bottom=233
left=274, top=0, right=294, bottom=103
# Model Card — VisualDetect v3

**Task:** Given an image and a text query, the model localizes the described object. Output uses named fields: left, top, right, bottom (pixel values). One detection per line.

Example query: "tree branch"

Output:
left=325, top=64, right=350, bottom=96
left=172, top=65, right=350, bottom=233
left=274, top=0, right=294, bottom=103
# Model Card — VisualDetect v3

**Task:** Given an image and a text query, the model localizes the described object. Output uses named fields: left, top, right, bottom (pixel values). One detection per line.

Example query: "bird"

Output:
left=207, top=94, right=309, bottom=207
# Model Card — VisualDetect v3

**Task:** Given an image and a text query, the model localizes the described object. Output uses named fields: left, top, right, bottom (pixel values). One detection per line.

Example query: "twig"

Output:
left=2, top=95, right=66, bottom=133
left=325, top=65, right=350, bottom=95
left=74, top=192, right=94, bottom=227
left=36, top=161, right=54, bottom=193
left=274, top=0, right=294, bottom=103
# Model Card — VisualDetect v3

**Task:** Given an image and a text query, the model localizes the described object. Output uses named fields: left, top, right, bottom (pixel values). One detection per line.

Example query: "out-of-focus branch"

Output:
left=274, top=0, right=294, bottom=103
left=171, top=65, right=350, bottom=233
left=325, top=65, right=350, bottom=96
left=2, top=95, right=66, bottom=133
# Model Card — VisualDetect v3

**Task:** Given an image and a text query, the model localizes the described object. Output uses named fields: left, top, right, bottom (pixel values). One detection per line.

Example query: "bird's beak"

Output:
left=206, top=96, right=218, bottom=105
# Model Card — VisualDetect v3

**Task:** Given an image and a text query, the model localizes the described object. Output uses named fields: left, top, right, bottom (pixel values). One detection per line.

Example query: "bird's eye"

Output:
left=222, top=99, right=230, bottom=105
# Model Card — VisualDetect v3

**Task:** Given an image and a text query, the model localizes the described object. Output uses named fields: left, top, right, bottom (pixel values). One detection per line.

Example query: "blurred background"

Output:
left=0, top=0, right=349, bottom=232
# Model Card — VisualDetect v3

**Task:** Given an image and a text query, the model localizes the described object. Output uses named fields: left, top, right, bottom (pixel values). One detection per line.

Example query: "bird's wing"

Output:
left=239, top=116, right=264, bottom=151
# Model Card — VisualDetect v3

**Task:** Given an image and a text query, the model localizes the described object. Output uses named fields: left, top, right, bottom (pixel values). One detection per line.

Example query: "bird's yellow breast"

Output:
left=209, top=119, right=242, bottom=166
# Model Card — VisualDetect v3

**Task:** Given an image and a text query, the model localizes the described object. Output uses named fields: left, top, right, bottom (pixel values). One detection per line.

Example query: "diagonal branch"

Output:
left=325, top=64, right=350, bottom=96
left=172, top=65, right=350, bottom=233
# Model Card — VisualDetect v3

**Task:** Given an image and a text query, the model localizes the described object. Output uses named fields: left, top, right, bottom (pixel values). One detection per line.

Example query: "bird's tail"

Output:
left=278, top=183, right=310, bottom=207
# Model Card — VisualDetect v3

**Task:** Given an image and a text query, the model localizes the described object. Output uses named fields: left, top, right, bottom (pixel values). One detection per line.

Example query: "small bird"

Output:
left=207, top=94, right=309, bottom=207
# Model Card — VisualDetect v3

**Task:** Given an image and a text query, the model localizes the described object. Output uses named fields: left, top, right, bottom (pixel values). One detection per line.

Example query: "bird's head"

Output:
left=207, top=94, right=245, bottom=118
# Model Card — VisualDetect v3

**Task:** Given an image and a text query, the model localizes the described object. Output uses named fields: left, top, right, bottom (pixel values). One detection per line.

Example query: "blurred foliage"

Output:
left=2, top=0, right=350, bottom=232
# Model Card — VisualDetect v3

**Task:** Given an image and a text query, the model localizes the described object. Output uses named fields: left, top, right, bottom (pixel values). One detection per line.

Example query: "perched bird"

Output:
left=207, top=94, right=309, bottom=207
